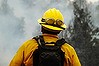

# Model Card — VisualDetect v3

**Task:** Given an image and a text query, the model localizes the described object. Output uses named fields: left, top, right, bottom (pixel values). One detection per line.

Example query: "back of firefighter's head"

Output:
left=38, top=8, right=67, bottom=35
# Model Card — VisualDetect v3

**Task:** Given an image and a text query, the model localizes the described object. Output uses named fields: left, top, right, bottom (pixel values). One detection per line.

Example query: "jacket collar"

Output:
left=42, top=33, right=58, bottom=39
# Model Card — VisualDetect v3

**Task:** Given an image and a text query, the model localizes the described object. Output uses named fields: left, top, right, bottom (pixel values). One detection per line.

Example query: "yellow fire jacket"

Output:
left=9, top=34, right=81, bottom=66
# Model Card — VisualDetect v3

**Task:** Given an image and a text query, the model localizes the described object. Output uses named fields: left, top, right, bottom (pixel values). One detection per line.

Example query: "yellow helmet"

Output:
left=38, top=8, right=67, bottom=31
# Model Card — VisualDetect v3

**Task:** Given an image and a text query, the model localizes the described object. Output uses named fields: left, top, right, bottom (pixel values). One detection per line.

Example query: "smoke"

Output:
left=91, top=2, right=99, bottom=27
left=0, top=0, right=73, bottom=66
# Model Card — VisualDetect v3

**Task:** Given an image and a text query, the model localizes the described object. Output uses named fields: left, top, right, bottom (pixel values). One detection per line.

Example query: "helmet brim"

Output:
left=38, top=18, right=67, bottom=31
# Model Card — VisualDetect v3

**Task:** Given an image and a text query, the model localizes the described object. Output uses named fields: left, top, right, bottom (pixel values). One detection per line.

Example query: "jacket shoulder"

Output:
left=21, top=38, right=38, bottom=48
left=61, top=43, right=76, bottom=56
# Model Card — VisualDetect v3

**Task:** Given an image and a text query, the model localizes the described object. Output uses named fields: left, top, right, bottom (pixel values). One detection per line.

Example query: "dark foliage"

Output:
left=63, top=1, right=99, bottom=66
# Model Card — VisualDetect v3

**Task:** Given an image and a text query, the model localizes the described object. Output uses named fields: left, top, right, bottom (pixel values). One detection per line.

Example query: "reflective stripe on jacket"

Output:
left=9, top=34, right=81, bottom=66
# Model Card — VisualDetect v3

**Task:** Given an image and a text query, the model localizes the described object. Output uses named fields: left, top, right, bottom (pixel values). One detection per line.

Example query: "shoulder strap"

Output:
left=33, top=35, right=45, bottom=46
left=33, top=35, right=66, bottom=46
left=56, top=38, right=66, bottom=46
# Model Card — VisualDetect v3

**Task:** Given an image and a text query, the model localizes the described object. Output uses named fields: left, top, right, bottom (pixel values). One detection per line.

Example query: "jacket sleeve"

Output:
left=71, top=47, right=81, bottom=66
left=9, top=41, right=26, bottom=66
left=61, top=43, right=81, bottom=66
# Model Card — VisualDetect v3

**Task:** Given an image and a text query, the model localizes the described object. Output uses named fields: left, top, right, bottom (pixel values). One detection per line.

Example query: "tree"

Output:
left=64, top=0, right=99, bottom=66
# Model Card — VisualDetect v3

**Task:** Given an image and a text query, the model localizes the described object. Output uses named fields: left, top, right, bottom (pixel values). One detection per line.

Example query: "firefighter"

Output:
left=9, top=8, right=81, bottom=66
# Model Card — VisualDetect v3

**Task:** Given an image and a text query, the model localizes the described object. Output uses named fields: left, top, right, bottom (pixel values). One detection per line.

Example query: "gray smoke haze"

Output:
left=0, top=0, right=73, bottom=66
left=91, top=2, right=99, bottom=27
left=0, top=0, right=98, bottom=66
